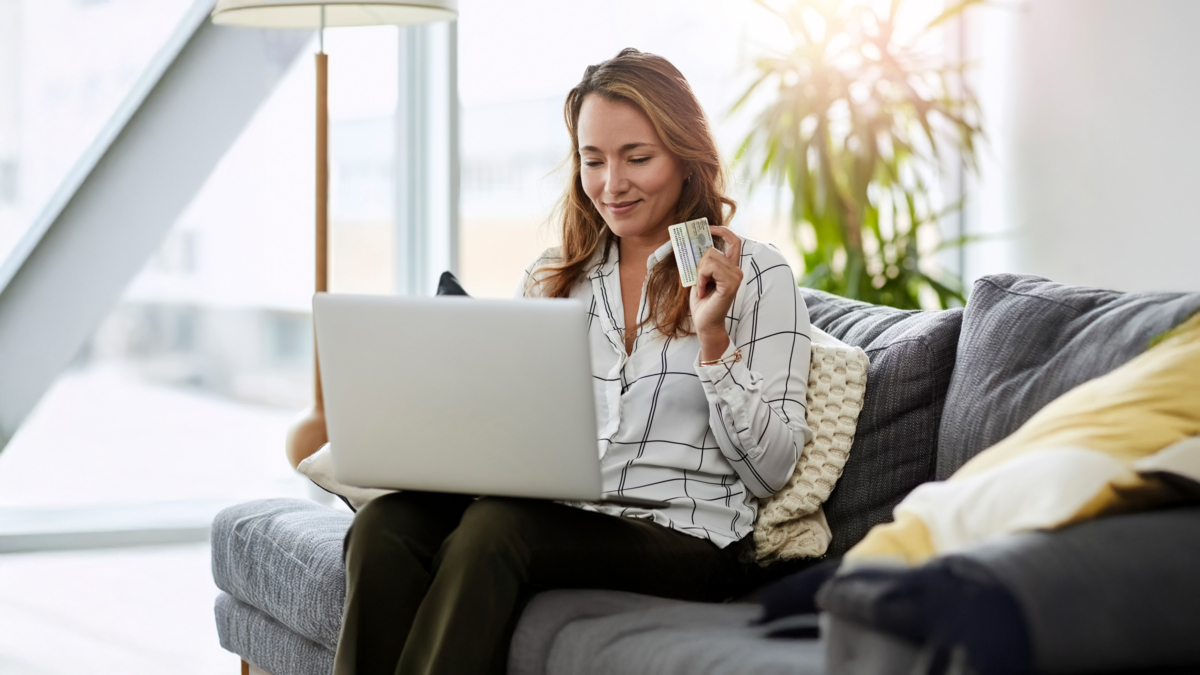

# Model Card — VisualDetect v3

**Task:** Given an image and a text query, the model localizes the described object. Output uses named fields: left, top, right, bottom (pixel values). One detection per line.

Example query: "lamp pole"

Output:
left=316, top=6, right=328, bottom=304
left=286, top=5, right=330, bottom=468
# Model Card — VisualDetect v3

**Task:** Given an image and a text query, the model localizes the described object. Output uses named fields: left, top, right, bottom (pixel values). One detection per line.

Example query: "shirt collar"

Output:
left=590, top=236, right=674, bottom=276
left=647, top=240, right=674, bottom=270
left=589, top=235, right=620, bottom=279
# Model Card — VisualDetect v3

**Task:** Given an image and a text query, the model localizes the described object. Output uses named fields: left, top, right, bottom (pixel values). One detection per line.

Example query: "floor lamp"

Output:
left=210, top=1, right=458, bottom=468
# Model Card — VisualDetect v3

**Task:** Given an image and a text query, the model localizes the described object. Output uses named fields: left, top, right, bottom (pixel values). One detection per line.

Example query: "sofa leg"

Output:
left=242, top=660, right=273, bottom=675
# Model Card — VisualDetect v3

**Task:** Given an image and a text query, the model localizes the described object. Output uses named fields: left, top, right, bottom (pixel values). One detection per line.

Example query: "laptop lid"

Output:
left=313, top=293, right=603, bottom=502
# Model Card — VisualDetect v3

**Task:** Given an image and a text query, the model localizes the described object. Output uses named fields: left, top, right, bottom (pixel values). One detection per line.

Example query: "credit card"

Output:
left=668, top=217, right=714, bottom=288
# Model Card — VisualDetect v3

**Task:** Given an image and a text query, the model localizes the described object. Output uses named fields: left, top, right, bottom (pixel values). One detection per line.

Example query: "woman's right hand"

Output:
left=690, top=226, right=743, bottom=362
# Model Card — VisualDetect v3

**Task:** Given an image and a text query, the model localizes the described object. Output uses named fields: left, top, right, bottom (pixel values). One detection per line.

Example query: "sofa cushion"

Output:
left=510, top=589, right=825, bottom=675
left=215, top=593, right=335, bottom=675
left=211, top=498, right=352, bottom=650
left=799, top=289, right=963, bottom=556
left=509, top=589, right=682, bottom=674
left=937, top=274, right=1200, bottom=478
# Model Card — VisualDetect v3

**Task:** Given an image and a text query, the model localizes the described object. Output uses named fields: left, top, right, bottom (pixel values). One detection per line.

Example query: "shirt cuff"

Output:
left=695, top=342, right=769, bottom=460
left=695, top=341, right=743, bottom=394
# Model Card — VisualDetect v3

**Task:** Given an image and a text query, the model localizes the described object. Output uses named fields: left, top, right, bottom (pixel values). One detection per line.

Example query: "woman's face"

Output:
left=577, top=94, right=686, bottom=242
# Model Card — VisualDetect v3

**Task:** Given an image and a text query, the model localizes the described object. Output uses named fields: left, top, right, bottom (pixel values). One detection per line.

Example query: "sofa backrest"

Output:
left=936, top=274, right=1200, bottom=479
left=800, top=289, right=963, bottom=556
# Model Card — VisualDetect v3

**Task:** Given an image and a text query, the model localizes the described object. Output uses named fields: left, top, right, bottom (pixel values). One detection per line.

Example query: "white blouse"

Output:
left=519, top=236, right=814, bottom=548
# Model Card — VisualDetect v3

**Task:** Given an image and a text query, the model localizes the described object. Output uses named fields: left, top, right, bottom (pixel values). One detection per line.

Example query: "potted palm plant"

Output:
left=732, top=0, right=984, bottom=308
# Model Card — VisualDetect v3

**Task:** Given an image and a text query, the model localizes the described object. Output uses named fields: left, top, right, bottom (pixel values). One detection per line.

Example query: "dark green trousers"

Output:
left=334, top=491, right=783, bottom=675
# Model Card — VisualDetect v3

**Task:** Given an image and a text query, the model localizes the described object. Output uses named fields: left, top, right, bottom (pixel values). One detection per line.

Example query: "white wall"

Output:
left=971, top=0, right=1200, bottom=293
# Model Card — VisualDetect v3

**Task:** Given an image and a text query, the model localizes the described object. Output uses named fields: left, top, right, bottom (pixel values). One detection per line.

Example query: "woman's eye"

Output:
left=630, top=156, right=651, bottom=165
left=582, top=160, right=602, bottom=168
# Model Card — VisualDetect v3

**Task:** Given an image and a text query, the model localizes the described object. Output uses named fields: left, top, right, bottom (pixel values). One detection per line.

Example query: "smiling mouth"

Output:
left=606, top=200, right=641, bottom=211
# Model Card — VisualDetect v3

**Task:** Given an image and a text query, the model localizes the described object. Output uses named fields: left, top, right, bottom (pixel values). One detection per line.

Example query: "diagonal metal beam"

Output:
left=0, top=1, right=310, bottom=448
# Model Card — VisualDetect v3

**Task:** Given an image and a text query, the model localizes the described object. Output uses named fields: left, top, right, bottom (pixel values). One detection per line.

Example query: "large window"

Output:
left=0, top=23, right=424, bottom=509
left=0, top=0, right=195, bottom=269
left=0, top=15, right=423, bottom=672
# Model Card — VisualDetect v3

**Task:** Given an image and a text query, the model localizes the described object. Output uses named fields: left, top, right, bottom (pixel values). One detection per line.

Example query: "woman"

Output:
left=335, top=48, right=814, bottom=675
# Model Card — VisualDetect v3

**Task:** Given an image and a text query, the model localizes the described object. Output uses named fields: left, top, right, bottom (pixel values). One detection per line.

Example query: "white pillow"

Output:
left=297, top=444, right=392, bottom=511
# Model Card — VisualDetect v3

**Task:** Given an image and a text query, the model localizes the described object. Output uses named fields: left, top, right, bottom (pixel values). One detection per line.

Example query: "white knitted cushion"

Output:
left=754, top=327, right=869, bottom=561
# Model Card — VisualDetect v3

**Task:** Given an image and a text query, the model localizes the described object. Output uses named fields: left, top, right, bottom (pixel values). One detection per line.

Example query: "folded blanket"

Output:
left=848, top=313, right=1200, bottom=566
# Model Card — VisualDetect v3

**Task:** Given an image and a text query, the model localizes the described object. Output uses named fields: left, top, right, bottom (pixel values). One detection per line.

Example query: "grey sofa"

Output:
left=211, top=273, right=1200, bottom=675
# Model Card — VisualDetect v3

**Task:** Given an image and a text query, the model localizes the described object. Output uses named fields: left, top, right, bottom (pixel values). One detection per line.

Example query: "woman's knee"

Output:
left=438, top=498, right=532, bottom=564
left=349, top=491, right=408, bottom=533
left=345, top=491, right=477, bottom=563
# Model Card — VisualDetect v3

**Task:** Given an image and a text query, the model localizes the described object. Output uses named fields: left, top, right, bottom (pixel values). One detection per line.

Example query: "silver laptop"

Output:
left=313, top=293, right=666, bottom=509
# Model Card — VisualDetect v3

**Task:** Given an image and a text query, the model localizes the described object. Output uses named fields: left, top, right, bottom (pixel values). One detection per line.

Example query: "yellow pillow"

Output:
left=847, top=313, right=1200, bottom=566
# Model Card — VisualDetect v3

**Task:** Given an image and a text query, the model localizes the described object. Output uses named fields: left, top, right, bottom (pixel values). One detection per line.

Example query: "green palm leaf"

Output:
left=730, top=0, right=985, bottom=309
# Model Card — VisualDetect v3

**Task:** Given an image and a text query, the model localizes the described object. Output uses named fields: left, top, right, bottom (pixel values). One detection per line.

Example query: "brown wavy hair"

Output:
left=535, top=48, right=736, bottom=338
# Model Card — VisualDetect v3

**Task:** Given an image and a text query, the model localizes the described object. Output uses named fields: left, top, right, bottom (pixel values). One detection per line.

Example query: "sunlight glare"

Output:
left=738, top=0, right=953, bottom=51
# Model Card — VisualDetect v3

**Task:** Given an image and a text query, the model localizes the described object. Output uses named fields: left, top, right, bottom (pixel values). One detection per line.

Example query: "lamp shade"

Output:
left=211, top=0, right=456, bottom=28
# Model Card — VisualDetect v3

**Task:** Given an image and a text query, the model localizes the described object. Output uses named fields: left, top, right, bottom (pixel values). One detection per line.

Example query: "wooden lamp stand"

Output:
left=286, top=46, right=330, bottom=469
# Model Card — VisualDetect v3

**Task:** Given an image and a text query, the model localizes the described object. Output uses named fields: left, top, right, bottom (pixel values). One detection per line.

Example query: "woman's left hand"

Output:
left=689, top=226, right=743, bottom=362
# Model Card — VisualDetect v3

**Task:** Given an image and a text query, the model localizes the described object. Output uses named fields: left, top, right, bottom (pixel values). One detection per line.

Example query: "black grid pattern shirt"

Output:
left=519, top=236, right=814, bottom=548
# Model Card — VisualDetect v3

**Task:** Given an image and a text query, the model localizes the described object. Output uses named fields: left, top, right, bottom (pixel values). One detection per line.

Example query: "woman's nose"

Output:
left=606, top=163, right=630, bottom=195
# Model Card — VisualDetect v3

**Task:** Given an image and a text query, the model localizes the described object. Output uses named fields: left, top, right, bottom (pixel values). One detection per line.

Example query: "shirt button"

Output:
left=722, top=387, right=732, bottom=397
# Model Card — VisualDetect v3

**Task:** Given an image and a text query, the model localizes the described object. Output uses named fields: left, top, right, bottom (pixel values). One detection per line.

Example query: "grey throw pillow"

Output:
left=799, top=289, right=964, bottom=556
left=937, top=274, right=1200, bottom=479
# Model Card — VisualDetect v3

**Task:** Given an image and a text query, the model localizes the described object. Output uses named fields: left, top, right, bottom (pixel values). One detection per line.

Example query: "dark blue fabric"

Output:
left=815, top=557, right=1032, bottom=675
left=754, top=558, right=841, bottom=625
left=763, top=615, right=821, bottom=640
